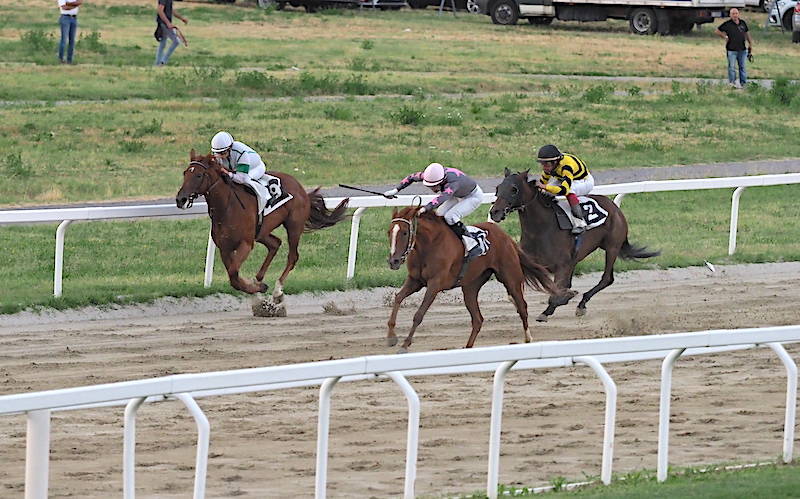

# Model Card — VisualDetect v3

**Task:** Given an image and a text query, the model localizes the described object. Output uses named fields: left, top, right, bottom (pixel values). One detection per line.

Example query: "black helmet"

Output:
left=537, top=144, right=563, bottom=162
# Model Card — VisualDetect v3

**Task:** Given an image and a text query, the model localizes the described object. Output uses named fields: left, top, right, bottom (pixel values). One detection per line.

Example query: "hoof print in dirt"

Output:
left=252, top=295, right=287, bottom=317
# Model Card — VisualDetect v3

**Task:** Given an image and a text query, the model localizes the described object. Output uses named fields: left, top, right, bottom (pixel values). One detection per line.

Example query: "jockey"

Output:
left=210, top=131, right=266, bottom=185
left=535, top=144, right=595, bottom=234
left=385, top=162, right=484, bottom=261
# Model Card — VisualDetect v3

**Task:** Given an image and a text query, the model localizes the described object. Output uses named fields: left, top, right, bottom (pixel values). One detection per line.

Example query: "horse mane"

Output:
left=394, top=206, right=446, bottom=227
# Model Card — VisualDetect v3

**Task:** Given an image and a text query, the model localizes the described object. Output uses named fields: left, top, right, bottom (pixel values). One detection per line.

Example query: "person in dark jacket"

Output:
left=155, top=0, right=188, bottom=66
left=716, top=9, right=754, bottom=89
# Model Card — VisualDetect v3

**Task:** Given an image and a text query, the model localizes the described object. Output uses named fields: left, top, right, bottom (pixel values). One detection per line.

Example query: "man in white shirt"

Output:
left=57, top=0, right=82, bottom=64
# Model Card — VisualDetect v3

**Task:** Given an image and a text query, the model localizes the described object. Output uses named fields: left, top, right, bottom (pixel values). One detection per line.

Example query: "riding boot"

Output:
left=570, top=204, right=587, bottom=234
left=448, top=220, right=468, bottom=239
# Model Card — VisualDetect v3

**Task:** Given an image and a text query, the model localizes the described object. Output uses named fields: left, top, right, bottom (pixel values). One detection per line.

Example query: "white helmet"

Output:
left=422, top=162, right=445, bottom=187
left=211, top=131, right=234, bottom=154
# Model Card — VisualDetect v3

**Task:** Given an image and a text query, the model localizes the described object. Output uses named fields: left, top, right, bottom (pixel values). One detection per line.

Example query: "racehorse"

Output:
left=176, top=150, right=349, bottom=303
left=386, top=206, right=564, bottom=352
left=489, top=168, right=660, bottom=321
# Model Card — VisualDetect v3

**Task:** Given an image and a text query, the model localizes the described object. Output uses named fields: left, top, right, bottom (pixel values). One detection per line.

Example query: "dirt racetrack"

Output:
left=1, top=262, right=799, bottom=498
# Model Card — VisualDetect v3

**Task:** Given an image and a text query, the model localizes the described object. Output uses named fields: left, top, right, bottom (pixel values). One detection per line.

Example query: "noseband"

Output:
left=183, top=160, right=223, bottom=208
left=390, top=215, right=418, bottom=264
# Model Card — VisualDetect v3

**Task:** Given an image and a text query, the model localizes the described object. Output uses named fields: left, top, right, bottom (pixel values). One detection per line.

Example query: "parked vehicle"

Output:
left=768, top=0, right=797, bottom=29
left=408, top=0, right=482, bottom=13
left=475, top=0, right=745, bottom=35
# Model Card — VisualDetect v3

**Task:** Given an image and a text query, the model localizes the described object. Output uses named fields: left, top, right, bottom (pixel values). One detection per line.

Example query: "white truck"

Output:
left=476, top=0, right=744, bottom=35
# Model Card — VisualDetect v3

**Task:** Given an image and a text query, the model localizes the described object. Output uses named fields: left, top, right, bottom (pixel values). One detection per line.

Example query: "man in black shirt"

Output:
left=716, top=9, right=753, bottom=89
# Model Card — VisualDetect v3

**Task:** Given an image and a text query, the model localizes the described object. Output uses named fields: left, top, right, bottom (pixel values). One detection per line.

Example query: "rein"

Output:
left=391, top=215, right=418, bottom=264
left=185, top=160, right=245, bottom=211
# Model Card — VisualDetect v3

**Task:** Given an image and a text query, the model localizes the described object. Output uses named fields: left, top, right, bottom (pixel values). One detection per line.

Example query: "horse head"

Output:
left=176, top=150, right=226, bottom=209
left=490, top=168, right=534, bottom=223
left=387, top=206, right=424, bottom=270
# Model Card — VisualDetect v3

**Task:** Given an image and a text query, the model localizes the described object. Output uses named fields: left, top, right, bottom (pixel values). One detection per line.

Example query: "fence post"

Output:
left=728, top=186, right=746, bottom=255
left=657, top=348, right=685, bottom=482
left=54, top=220, right=72, bottom=297
left=315, top=376, right=342, bottom=499
left=767, top=343, right=797, bottom=463
left=204, top=226, right=215, bottom=288
left=574, top=356, right=617, bottom=485
left=24, top=409, right=51, bottom=499
left=385, top=372, right=420, bottom=499
left=123, top=397, right=147, bottom=499
left=487, top=360, right=517, bottom=499
left=175, top=394, right=210, bottom=499
left=346, top=207, right=367, bottom=280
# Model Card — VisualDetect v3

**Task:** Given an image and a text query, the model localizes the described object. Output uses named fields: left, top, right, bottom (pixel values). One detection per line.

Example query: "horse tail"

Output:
left=305, top=188, right=350, bottom=232
left=619, top=240, right=661, bottom=260
left=516, top=246, right=560, bottom=296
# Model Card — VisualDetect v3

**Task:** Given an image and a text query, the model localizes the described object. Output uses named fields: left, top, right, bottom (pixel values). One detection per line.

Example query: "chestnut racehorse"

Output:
left=176, top=151, right=349, bottom=301
left=386, top=206, right=564, bottom=352
left=490, top=169, right=659, bottom=321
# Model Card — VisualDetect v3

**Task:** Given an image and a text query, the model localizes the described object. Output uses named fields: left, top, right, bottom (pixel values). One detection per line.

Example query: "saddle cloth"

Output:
left=555, top=196, right=609, bottom=232
left=242, top=173, right=293, bottom=216
left=462, top=226, right=491, bottom=257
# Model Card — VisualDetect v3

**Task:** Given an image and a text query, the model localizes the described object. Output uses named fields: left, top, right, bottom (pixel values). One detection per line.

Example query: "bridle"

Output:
left=496, top=175, right=543, bottom=218
left=183, top=160, right=224, bottom=208
left=390, top=215, right=418, bottom=265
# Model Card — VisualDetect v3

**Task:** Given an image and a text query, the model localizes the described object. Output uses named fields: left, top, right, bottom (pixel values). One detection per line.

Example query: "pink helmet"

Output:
left=422, top=163, right=445, bottom=187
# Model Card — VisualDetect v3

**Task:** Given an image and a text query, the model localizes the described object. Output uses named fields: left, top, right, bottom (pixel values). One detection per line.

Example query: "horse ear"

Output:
left=504, top=167, right=511, bottom=177
left=190, top=148, right=197, bottom=160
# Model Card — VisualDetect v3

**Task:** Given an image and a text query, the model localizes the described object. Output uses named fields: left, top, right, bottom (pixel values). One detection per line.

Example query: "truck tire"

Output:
left=528, top=16, right=554, bottom=25
left=782, top=9, right=794, bottom=30
left=629, top=8, right=658, bottom=35
left=491, top=0, right=520, bottom=25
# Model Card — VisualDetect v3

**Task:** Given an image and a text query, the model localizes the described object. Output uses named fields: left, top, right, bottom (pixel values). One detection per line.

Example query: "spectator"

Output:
left=716, top=9, right=753, bottom=89
left=58, top=0, right=82, bottom=64
left=155, top=0, right=188, bottom=66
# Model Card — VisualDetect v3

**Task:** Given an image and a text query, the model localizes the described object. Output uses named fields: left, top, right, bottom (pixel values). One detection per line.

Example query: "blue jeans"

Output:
left=58, top=15, right=77, bottom=63
left=155, top=27, right=181, bottom=66
left=726, top=50, right=747, bottom=86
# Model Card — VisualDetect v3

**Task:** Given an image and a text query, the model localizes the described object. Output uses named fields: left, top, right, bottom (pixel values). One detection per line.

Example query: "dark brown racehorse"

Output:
left=489, top=168, right=659, bottom=321
left=386, top=207, right=564, bottom=352
left=176, top=150, right=349, bottom=301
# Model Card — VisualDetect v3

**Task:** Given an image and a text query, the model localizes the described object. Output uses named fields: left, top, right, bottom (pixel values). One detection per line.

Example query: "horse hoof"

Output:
left=536, top=314, right=549, bottom=323
left=272, top=292, right=284, bottom=304
left=252, top=296, right=286, bottom=317
left=576, top=307, right=587, bottom=317
left=258, top=282, right=269, bottom=293
left=397, top=347, right=408, bottom=354
left=386, top=336, right=398, bottom=347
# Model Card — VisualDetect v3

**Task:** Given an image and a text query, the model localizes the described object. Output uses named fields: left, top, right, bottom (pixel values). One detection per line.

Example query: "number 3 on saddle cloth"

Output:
left=239, top=174, right=293, bottom=216
left=554, top=197, right=609, bottom=232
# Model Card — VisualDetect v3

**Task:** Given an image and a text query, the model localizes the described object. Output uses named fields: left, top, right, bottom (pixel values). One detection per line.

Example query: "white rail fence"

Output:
left=0, top=173, right=798, bottom=297
left=1, top=326, right=797, bottom=499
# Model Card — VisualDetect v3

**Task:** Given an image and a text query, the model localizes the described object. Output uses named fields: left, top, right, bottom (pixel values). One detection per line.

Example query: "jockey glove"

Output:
left=384, top=188, right=399, bottom=197
left=231, top=172, right=250, bottom=184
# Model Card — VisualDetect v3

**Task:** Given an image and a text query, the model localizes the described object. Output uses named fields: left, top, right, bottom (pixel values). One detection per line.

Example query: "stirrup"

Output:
left=571, top=221, right=586, bottom=234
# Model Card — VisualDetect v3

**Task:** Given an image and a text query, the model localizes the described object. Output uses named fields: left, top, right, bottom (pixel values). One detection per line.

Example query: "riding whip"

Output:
left=338, top=184, right=397, bottom=199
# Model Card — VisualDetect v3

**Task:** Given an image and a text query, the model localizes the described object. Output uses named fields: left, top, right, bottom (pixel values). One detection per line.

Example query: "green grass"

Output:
left=2, top=185, right=798, bottom=314
left=455, top=462, right=800, bottom=498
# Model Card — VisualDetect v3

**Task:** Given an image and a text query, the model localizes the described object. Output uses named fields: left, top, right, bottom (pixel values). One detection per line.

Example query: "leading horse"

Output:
left=176, top=151, right=349, bottom=303
left=386, top=206, right=565, bottom=352
left=490, top=168, right=659, bottom=321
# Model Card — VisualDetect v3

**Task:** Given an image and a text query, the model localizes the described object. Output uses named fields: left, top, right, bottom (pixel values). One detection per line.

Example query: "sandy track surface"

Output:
left=1, top=262, right=799, bottom=498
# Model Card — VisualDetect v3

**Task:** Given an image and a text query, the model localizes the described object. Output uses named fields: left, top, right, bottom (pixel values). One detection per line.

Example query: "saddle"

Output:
left=553, top=197, right=608, bottom=232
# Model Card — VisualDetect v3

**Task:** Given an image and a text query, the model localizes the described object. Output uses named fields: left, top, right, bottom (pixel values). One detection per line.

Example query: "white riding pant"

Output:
left=549, top=173, right=595, bottom=197
left=435, top=186, right=484, bottom=225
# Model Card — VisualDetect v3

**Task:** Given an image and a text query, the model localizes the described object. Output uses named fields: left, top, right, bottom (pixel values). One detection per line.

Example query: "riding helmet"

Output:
left=537, top=144, right=563, bottom=162
left=211, top=131, right=234, bottom=154
left=422, top=162, right=446, bottom=187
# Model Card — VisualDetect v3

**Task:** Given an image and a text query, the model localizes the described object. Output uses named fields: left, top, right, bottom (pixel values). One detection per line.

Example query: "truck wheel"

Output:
left=629, top=8, right=658, bottom=35
left=782, top=9, right=793, bottom=30
left=490, top=0, right=520, bottom=25
left=528, top=16, right=554, bottom=25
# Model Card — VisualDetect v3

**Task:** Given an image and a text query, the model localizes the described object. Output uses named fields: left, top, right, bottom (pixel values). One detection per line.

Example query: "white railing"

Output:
left=1, top=325, right=797, bottom=499
left=1, top=173, right=799, bottom=297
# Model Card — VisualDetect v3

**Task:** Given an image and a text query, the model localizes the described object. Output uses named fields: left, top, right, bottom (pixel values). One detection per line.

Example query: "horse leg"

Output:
left=387, top=278, right=423, bottom=347
left=493, top=266, right=531, bottom=342
left=576, top=248, right=618, bottom=316
left=220, top=241, right=267, bottom=294
left=271, top=219, right=304, bottom=302
left=255, top=234, right=282, bottom=284
left=462, top=272, right=493, bottom=348
left=399, top=286, right=442, bottom=353
left=536, top=269, right=577, bottom=322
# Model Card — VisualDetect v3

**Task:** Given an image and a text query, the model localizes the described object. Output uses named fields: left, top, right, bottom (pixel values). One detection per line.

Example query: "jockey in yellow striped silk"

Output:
left=535, top=144, right=595, bottom=234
